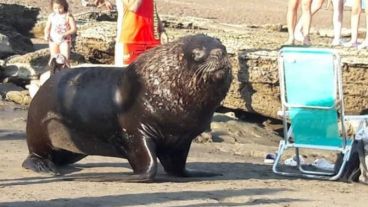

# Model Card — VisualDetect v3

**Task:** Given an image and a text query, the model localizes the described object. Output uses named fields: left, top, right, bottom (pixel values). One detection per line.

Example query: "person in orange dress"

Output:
left=90, top=0, right=167, bottom=66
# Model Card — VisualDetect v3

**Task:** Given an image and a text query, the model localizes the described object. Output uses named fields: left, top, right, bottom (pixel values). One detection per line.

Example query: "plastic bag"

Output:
left=355, top=120, right=368, bottom=184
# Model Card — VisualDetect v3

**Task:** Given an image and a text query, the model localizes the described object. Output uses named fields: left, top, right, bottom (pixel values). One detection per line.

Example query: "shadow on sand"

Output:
left=0, top=161, right=300, bottom=187
left=0, top=187, right=308, bottom=207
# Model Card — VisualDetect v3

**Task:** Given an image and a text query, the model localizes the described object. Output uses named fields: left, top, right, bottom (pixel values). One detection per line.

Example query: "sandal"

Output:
left=343, top=41, right=359, bottom=48
left=294, top=31, right=304, bottom=42
left=358, top=41, right=368, bottom=49
left=331, top=39, right=343, bottom=46
left=303, top=38, right=311, bottom=46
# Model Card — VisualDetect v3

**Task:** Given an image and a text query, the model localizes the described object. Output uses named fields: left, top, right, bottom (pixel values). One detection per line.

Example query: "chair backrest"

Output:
left=279, top=47, right=344, bottom=149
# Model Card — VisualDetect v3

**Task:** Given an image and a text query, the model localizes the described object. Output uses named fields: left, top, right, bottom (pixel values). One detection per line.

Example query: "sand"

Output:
left=1, top=1, right=368, bottom=207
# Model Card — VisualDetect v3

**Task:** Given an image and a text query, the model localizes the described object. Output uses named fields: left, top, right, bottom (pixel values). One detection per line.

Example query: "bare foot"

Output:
left=331, top=39, right=343, bottom=46
left=294, top=30, right=304, bottom=42
left=283, top=39, right=295, bottom=45
left=343, top=41, right=359, bottom=48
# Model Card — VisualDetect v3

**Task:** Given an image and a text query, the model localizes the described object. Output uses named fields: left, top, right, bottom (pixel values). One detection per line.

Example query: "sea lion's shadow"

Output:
left=58, top=161, right=294, bottom=183
left=0, top=162, right=298, bottom=188
left=58, top=162, right=132, bottom=175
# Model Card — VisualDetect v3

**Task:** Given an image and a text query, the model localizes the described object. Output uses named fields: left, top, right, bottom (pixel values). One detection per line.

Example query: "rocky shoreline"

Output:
left=2, top=2, right=368, bottom=207
left=1, top=3, right=367, bottom=119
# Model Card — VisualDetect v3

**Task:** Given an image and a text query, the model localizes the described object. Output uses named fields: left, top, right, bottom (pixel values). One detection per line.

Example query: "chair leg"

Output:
left=272, top=141, right=286, bottom=175
left=272, top=140, right=349, bottom=179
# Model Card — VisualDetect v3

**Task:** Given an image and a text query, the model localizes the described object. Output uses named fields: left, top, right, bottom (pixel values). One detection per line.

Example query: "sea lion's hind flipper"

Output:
left=22, top=153, right=60, bottom=176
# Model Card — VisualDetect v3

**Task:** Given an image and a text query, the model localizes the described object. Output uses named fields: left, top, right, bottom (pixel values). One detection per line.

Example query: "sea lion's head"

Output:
left=180, top=34, right=232, bottom=83
left=133, top=34, right=232, bottom=88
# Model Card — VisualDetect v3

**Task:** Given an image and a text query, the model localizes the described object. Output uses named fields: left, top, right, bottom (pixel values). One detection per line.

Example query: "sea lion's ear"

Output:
left=192, top=47, right=205, bottom=61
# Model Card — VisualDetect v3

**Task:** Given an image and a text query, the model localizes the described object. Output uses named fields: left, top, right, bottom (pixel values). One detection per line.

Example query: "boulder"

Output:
left=0, top=3, right=40, bottom=36
left=0, top=24, right=33, bottom=58
left=75, top=21, right=116, bottom=64
left=5, top=90, right=31, bottom=105
left=0, top=82, right=24, bottom=98
left=222, top=49, right=368, bottom=119
left=3, top=49, right=86, bottom=81
left=74, top=10, right=118, bottom=22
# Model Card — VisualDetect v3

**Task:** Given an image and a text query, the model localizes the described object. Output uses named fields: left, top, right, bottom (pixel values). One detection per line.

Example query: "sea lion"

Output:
left=22, top=34, right=232, bottom=181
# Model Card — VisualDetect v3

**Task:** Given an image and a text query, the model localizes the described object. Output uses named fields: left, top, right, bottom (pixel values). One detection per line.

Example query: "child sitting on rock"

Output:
left=44, top=0, right=77, bottom=67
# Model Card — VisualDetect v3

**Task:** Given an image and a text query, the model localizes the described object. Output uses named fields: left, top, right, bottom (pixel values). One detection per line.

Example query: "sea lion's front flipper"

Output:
left=123, top=125, right=158, bottom=182
left=158, top=138, right=222, bottom=178
left=22, top=153, right=59, bottom=176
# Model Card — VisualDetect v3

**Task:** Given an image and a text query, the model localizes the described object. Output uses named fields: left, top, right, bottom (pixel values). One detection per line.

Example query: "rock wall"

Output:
left=0, top=3, right=39, bottom=36
left=1, top=9, right=367, bottom=117
left=222, top=49, right=368, bottom=119
left=74, top=21, right=116, bottom=64
left=0, top=3, right=38, bottom=58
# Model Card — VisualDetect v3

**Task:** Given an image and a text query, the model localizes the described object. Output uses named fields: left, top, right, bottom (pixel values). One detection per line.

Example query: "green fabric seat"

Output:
left=282, top=48, right=342, bottom=148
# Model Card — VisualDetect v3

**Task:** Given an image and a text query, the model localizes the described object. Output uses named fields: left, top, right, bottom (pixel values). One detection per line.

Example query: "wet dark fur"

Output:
left=23, top=34, right=232, bottom=181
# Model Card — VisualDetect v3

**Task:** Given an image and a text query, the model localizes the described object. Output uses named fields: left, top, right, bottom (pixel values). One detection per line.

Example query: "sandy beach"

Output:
left=1, top=1, right=368, bottom=207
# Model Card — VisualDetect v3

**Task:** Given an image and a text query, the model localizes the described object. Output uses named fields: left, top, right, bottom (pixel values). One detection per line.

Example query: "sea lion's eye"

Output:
left=192, top=48, right=205, bottom=61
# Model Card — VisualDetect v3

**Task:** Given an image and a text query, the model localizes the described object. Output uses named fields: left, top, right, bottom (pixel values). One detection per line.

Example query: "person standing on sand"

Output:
left=294, top=0, right=345, bottom=46
left=86, top=0, right=168, bottom=66
left=285, top=0, right=313, bottom=45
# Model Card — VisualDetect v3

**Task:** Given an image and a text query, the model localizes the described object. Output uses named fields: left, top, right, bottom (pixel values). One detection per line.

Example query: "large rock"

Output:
left=0, top=3, right=38, bottom=58
left=0, top=3, right=40, bottom=36
left=0, top=24, right=33, bottom=58
left=75, top=21, right=116, bottom=64
left=222, top=49, right=368, bottom=119
left=0, top=82, right=24, bottom=98
left=3, top=49, right=86, bottom=81
left=14, top=12, right=366, bottom=118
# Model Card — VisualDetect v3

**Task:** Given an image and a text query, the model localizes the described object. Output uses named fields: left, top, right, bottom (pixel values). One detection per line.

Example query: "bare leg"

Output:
left=300, top=0, right=313, bottom=45
left=346, top=0, right=362, bottom=47
left=358, top=0, right=368, bottom=49
left=295, top=0, right=325, bottom=41
left=332, top=0, right=344, bottom=45
left=49, top=42, right=59, bottom=58
left=285, top=0, right=301, bottom=45
left=59, top=41, right=71, bottom=67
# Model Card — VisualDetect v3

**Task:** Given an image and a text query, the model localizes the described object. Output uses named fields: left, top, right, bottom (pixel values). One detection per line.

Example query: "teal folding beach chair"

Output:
left=273, top=47, right=352, bottom=180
